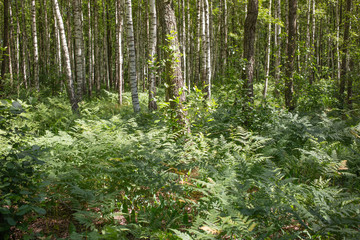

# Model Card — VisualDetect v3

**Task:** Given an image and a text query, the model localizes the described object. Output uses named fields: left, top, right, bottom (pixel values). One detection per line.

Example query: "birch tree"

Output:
left=32, top=0, right=40, bottom=91
left=53, top=0, right=79, bottom=112
left=74, top=0, right=84, bottom=101
left=274, top=0, right=281, bottom=96
left=204, top=0, right=211, bottom=100
left=148, top=0, right=157, bottom=110
left=116, top=0, right=124, bottom=105
left=263, top=0, right=272, bottom=99
left=125, top=0, right=141, bottom=113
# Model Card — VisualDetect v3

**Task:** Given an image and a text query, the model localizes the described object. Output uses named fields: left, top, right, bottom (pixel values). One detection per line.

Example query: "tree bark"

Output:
left=88, top=0, right=93, bottom=97
left=148, top=0, right=157, bottom=110
left=53, top=3, right=62, bottom=89
left=53, top=0, right=79, bottom=113
left=335, top=0, right=341, bottom=83
left=94, top=2, right=100, bottom=95
left=242, top=0, right=258, bottom=101
left=339, top=0, right=352, bottom=106
left=74, top=0, right=84, bottom=101
left=103, top=0, right=110, bottom=90
left=43, top=0, right=50, bottom=72
left=21, top=0, right=29, bottom=89
left=204, top=0, right=211, bottom=100
left=222, top=0, right=228, bottom=76
left=274, top=0, right=281, bottom=97
left=116, top=0, right=124, bottom=105
left=285, top=0, right=297, bottom=111
left=8, top=2, right=14, bottom=88
left=125, top=0, right=141, bottom=112
left=158, top=0, right=189, bottom=132
left=32, top=0, right=40, bottom=91
left=263, top=0, right=272, bottom=99
left=0, top=0, right=9, bottom=93
left=200, top=0, right=206, bottom=92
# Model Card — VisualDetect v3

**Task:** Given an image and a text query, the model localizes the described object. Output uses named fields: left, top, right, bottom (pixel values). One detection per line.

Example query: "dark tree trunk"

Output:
left=339, top=0, right=352, bottom=107
left=158, top=0, right=189, bottom=132
left=285, top=0, right=297, bottom=111
left=242, top=0, right=258, bottom=102
left=0, top=0, right=10, bottom=94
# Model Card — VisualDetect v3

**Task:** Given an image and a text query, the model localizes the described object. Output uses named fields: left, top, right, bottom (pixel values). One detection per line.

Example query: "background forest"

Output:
left=1, top=0, right=360, bottom=239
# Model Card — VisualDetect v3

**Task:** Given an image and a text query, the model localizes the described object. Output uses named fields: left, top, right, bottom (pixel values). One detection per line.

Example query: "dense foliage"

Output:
left=1, top=88, right=359, bottom=239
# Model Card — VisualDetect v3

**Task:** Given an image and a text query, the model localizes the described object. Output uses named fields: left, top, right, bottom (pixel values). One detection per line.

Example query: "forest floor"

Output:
left=2, top=90, right=360, bottom=239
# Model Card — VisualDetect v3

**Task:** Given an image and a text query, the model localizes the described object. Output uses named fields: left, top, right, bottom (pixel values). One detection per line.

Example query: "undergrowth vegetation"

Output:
left=1, top=90, right=360, bottom=239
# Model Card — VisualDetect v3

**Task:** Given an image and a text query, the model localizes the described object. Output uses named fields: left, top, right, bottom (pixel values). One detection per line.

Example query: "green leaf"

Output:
left=16, top=205, right=32, bottom=216
left=170, top=229, right=193, bottom=240
left=32, top=206, right=46, bottom=215
left=5, top=217, right=16, bottom=226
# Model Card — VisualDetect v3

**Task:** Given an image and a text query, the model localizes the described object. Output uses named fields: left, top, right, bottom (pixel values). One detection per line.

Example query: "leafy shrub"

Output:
left=0, top=100, right=46, bottom=239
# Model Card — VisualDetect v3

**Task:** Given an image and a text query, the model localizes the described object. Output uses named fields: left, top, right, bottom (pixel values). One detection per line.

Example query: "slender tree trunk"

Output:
left=16, top=1, right=21, bottom=93
left=310, top=0, right=316, bottom=83
left=347, top=59, right=353, bottom=108
left=88, top=1, right=93, bottom=97
left=94, top=2, right=100, bottom=95
left=53, top=3, right=62, bottom=89
left=8, top=2, right=14, bottom=87
left=200, top=0, right=206, bottom=91
left=222, top=0, right=228, bottom=76
left=204, top=0, right=211, bottom=100
left=21, top=0, right=29, bottom=89
left=148, top=0, right=157, bottom=110
left=43, top=0, right=50, bottom=73
left=305, top=0, right=311, bottom=83
left=80, top=8, right=87, bottom=95
left=116, top=0, right=124, bottom=105
left=125, top=0, right=141, bottom=112
left=186, top=0, right=191, bottom=90
left=181, top=0, right=187, bottom=89
left=103, top=0, right=110, bottom=90
left=53, top=0, right=79, bottom=112
left=242, top=0, right=259, bottom=101
left=195, top=0, right=201, bottom=86
left=74, top=0, right=84, bottom=101
left=32, top=0, right=40, bottom=91
left=106, top=3, right=112, bottom=90
left=285, top=0, right=297, bottom=111
left=0, top=0, right=9, bottom=93
left=274, top=0, right=281, bottom=97
left=336, top=0, right=341, bottom=83
left=339, top=0, right=352, bottom=106
left=263, top=0, right=272, bottom=99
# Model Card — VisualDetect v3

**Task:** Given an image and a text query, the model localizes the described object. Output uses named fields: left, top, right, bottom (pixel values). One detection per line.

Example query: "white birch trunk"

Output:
left=274, top=0, right=281, bottom=96
left=74, top=0, right=84, bottom=101
left=32, top=0, right=40, bottom=91
left=336, top=0, right=340, bottom=82
left=88, top=1, right=93, bottom=96
left=204, top=0, right=211, bottom=100
left=263, top=0, right=272, bottom=99
left=200, top=0, right=206, bottom=89
left=125, top=0, right=141, bottom=113
left=9, top=2, right=14, bottom=87
left=116, top=0, right=124, bottom=105
left=53, top=0, right=78, bottom=112
left=103, top=0, right=110, bottom=90
left=148, top=0, right=157, bottom=110
left=21, top=0, right=28, bottom=89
